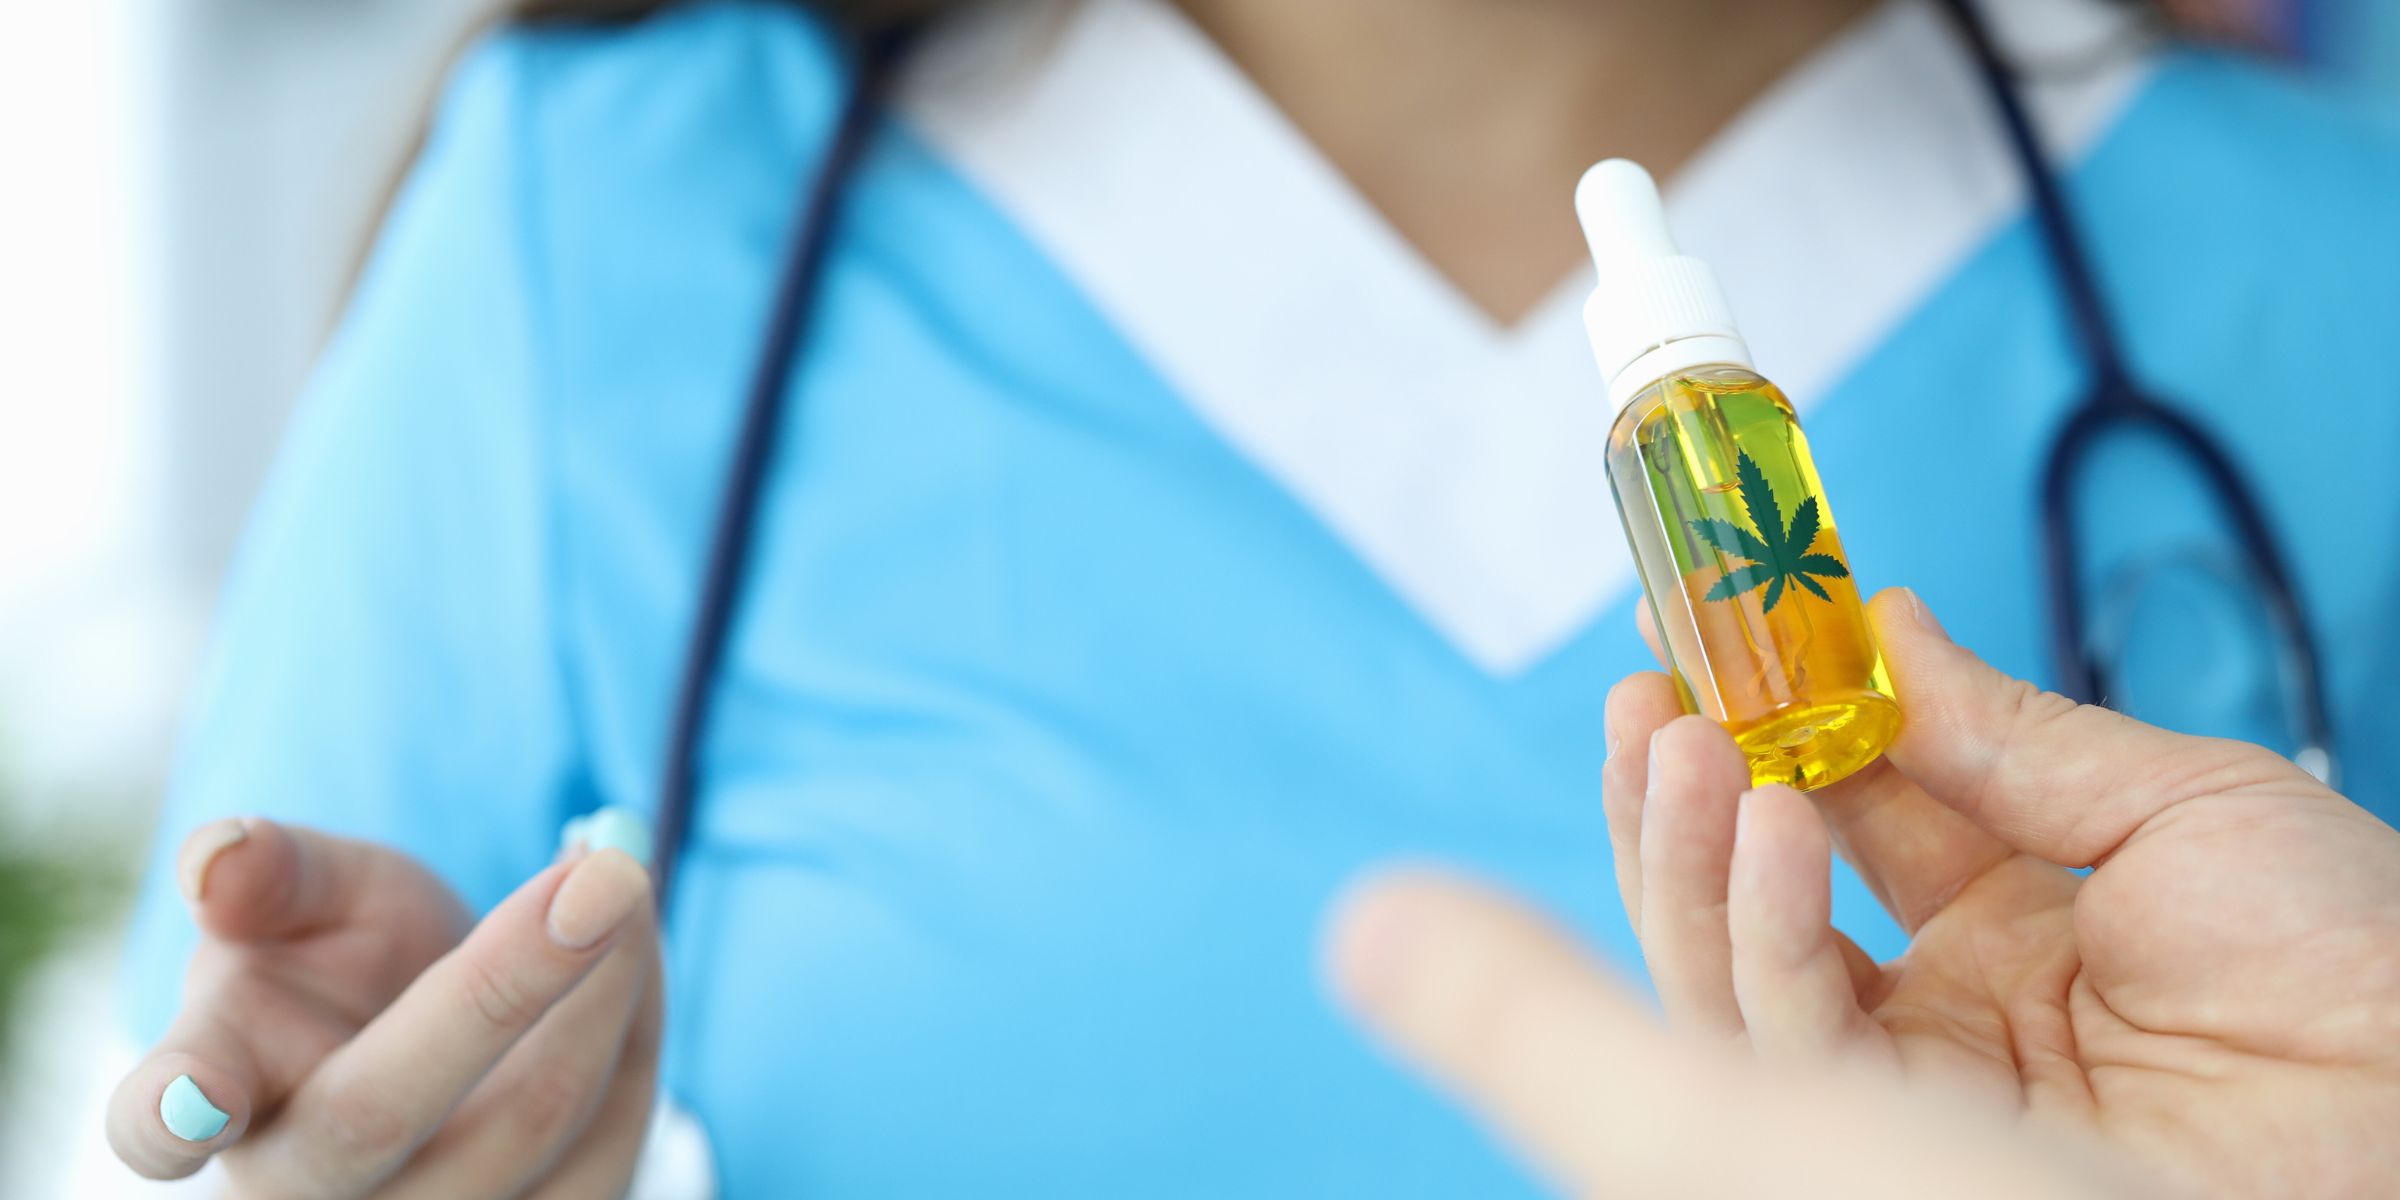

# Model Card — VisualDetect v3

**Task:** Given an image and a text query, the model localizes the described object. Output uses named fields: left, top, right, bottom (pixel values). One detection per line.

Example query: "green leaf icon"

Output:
left=1688, top=452, right=1849, bottom=613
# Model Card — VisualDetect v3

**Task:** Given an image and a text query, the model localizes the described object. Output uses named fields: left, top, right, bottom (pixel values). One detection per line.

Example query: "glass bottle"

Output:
left=1578, top=160, right=1898, bottom=790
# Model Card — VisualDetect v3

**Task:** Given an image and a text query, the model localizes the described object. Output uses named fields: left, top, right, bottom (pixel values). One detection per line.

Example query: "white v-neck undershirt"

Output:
left=901, top=0, right=2153, bottom=675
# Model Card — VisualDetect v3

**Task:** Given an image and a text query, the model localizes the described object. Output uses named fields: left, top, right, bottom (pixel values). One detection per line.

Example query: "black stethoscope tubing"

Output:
left=650, top=25, right=918, bottom=911
left=1935, top=0, right=2338, bottom=785
left=650, top=3, right=2340, bottom=913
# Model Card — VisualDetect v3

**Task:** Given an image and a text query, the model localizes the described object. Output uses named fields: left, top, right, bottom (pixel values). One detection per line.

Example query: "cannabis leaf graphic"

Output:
left=1687, top=451, right=1850, bottom=613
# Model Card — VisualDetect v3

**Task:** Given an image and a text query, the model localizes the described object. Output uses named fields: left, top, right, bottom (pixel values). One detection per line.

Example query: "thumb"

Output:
left=1869, top=588, right=2302, bottom=868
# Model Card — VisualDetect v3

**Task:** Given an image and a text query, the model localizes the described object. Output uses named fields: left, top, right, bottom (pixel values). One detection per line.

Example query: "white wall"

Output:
left=1, top=2, right=489, bottom=1194
left=1, top=0, right=490, bottom=802
left=157, top=0, right=495, bottom=602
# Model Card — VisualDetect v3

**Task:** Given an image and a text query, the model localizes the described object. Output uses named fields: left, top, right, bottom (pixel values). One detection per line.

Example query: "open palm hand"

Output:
left=1598, top=590, right=2400, bottom=1197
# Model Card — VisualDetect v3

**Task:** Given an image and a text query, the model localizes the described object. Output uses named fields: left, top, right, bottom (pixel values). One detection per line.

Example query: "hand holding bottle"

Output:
left=1330, top=589, right=2400, bottom=1198
left=107, top=814, right=662, bottom=1198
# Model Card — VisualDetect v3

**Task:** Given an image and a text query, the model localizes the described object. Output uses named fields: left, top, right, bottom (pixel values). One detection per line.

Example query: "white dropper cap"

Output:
left=1575, top=159, right=1753, bottom=410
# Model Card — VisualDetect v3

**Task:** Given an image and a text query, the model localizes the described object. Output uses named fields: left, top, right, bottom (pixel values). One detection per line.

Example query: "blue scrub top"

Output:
left=127, top=1, right=2400, bottom=1194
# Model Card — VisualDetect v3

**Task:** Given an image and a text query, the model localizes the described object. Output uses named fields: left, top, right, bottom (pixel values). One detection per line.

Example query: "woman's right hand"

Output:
left=107, top=813, right=662, bottom=1199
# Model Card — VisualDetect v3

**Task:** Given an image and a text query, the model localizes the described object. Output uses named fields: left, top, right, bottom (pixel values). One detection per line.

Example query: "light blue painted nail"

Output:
left=160, top=1074, right=229, bottom=1142
left=576, top=806, right=653, bottom=870
left=558, top=814, right=593, bottom=858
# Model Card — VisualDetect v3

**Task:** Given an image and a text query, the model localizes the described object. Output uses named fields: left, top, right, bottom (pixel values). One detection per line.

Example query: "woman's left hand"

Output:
left=1330, top=589, right=2400, bottom=1198
left=106, top=819, right=662, bottom=1199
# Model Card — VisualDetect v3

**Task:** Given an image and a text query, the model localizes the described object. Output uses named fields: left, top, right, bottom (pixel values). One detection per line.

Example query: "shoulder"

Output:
left=441, top=1, right=853, bottom=184
left=2077, top=50, right=2400, bottom=386
left=395, top=1, right=865, bottom=421
left=2095, top=50, right=2400, bottom=274
left=392, top=1, right=857, bottom=299
left=2121, top=49, right=2400, bottom=171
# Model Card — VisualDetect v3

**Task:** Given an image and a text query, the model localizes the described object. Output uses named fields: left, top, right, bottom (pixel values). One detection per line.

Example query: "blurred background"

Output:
left=3, top=1, right=485, bottom=1192
left=0, top=0, right=2394, bottom=1194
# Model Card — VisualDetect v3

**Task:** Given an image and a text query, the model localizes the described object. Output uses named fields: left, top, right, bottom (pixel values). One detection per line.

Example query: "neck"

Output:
left=1172, top=0, right=1875, bottom=323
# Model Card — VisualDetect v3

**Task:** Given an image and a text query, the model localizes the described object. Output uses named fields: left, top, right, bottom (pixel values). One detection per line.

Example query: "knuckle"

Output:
left=1998, top=676, right=2082, bottom=740
left=2155, top=735, right=2297, bottom=799
left=458, top=954, right=548, bottom=1033
left=1977, top=677, right=2081, bottom=787
left=311, top=1082, right=416, bottom=1166
left=2208, top=736, right=2301, bottom=786
left=501, top=1063, right=594, bottom=1147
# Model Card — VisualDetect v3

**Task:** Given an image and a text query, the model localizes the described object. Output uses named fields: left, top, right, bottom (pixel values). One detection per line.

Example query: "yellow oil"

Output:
left=1604, top=366, right=1898, bottom=790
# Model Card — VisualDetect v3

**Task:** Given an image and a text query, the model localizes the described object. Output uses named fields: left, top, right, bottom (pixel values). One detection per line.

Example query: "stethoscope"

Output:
left=646, top=0, right=2340, bottom=909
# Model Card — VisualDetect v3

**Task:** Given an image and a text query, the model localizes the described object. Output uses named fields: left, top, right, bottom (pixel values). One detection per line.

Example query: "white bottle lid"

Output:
left=1575, top=159, right=1754, bottom=410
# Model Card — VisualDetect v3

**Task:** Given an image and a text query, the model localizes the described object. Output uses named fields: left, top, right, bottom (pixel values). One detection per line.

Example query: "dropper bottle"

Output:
left=1577, top=159, right=1898, bottom=791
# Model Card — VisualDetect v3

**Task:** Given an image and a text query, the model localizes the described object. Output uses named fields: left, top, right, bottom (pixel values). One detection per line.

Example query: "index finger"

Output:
left=239, top=848, right=652, bottom=1196
left=1603, top=671, right=1687, bottom=929
left=1635, top=602, right=1667, bottom=667
left=1325, top=869, right=1722, bottom=1196
left=1324, top=870, right=2133, bottom=1200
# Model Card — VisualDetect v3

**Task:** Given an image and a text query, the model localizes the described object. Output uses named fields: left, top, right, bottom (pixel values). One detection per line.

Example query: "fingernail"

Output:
left=160, top=1074, right=229, bottom=1143
left=557, top=806, right=652, bottom=869
left=177, top=819, right=250, bottom=905
left=556, top=814, right=592, bottom=863
left=1899, top=588, right=1950, bottom=642
left=584, top=807, right=655, bottom=869
left=546, top=848, right=650, bottom=950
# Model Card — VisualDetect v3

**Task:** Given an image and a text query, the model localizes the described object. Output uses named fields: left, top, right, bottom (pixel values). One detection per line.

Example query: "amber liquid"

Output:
left=1604, top=367, right=1898, bottom=790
